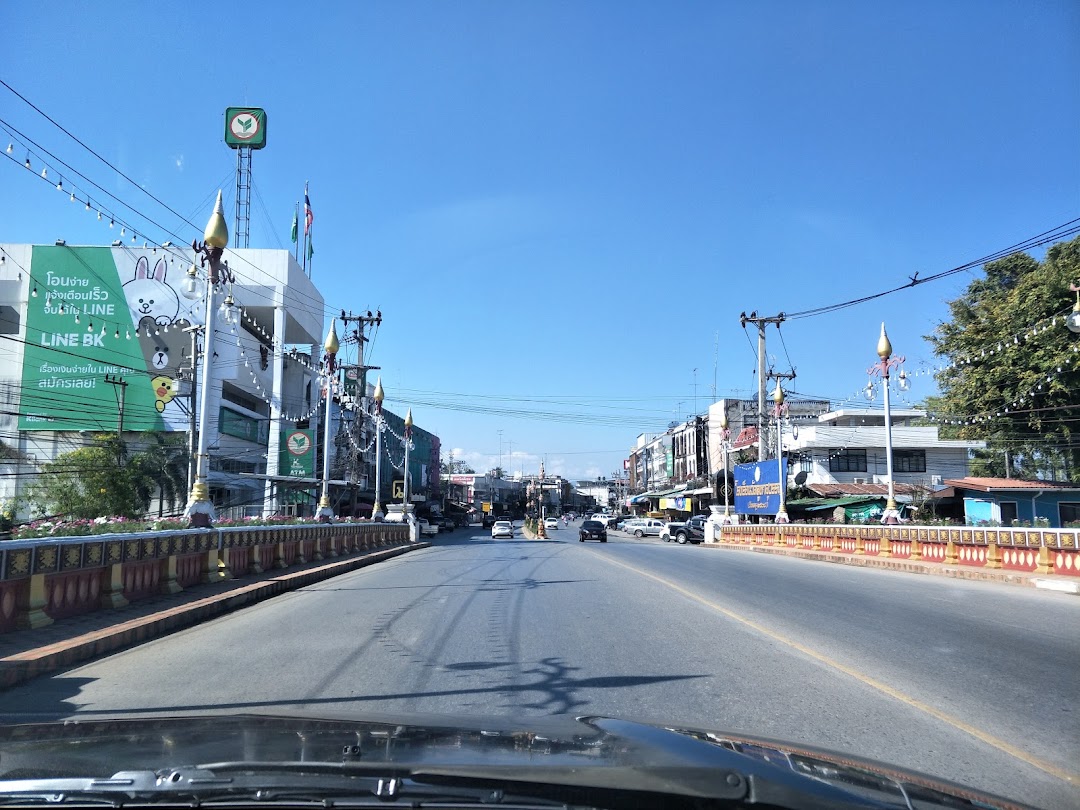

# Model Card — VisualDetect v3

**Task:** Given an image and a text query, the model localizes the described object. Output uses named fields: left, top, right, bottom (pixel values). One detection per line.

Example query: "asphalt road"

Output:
left=1, top=523, right=1077, bottom=808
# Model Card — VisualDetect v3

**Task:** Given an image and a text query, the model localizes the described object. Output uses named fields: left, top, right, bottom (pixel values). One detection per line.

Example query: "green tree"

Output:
left=130, top=432, right=190, bottom=517
left=926, top=236, right=1080, bottom=480
left=30, top=434, right=145, bottom=519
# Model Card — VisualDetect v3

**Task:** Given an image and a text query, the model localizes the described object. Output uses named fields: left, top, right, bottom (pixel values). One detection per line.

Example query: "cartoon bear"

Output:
left=123, top=256, right=180, bottom=328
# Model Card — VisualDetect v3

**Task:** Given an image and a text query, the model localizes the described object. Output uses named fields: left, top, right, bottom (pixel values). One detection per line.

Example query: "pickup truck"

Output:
left=417, top=518, right=439, bottom=537
left=660, top=515, right=707, bottom=544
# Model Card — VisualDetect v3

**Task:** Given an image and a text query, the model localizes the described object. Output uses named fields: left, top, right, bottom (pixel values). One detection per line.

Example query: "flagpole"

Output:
left=293, top=201, right=300, bottom=262
left=307, top=224, right=313, bottom=279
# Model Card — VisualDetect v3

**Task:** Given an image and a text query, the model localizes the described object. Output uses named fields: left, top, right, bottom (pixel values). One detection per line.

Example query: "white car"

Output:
left=491, top=520, right=514, bottom=539
left=543, top=517, right=559, bottom=530
left=627, top=518, right=665, bottom=538
left=417, top=518, right=439, bottom=537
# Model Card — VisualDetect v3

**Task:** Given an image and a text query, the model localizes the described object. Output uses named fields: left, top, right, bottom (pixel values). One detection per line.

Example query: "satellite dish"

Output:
left=794, top=471, right=808, bottom=485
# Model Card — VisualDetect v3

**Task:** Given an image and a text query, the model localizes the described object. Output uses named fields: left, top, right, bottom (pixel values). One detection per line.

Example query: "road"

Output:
left=1, top=522, right=1077, bottom=809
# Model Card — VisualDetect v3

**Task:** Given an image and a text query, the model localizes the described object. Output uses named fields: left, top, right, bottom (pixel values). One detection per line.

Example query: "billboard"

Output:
left=16, top=246, right=264, bottom=433
left=279, top=429, right=315, bottom=477
left=734, top=459, right=788, bottom=515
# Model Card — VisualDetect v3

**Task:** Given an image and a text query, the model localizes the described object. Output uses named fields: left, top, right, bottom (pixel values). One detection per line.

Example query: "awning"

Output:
left=731, top=427, right=759, bottom=450
left=630, top=494, right=650, bottom=504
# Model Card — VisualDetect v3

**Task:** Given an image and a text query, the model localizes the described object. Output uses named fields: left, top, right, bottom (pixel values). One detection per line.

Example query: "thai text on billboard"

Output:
left=734, top=459, right=788, bottom=515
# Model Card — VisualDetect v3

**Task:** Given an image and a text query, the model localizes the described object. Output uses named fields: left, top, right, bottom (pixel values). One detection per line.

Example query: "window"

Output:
left=800, top=455, right=813, bottom=473
left=893, top=450, right=926, bottom=473
left=999, top=502, right=1018, bottom=525
left=829, top=449, right=867, bottom=473
left=1059, top=502, right=1080, bottom=526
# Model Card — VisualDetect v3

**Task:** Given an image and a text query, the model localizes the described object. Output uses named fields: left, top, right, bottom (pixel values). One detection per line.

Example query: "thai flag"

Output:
left=304, top=183, right=314, bottom=235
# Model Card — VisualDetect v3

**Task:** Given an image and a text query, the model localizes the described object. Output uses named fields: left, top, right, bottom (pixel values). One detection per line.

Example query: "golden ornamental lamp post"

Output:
left=720, top=411, right=732, bottom=520
left=184, top=191, right=234, bottom=528
left=372, top=376, right=385, bottom=520
left=772, top=379, right=789, bottom=524
left=316, top=320, right=340, bottom=522
left=535, top=460, right=547, bottom=538
left=868, top=322, right=907, bottom=530
left=402, top=408, right=413, bottom=513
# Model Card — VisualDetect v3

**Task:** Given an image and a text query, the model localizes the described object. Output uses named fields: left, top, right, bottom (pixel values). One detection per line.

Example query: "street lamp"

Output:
left=183, top=191, right=234, bottom=528
left=371, top=376, right=385, bottom=520
left=868, top=322, right=906, bottom=526
left=316, top=320, right=339, bottom=522
left=535, top=461, right=547, bottom=538
left=772, top=379, right=789, bottom=524
left=1067, top=284, right=1080, bottom=334
left=720, top=412, right=732, bottom=521
left=402, top=408, right=413, bottom=513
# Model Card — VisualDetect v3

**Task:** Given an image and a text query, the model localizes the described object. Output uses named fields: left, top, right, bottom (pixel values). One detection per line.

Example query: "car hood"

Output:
left=0, top=710, right=1032, bottom=809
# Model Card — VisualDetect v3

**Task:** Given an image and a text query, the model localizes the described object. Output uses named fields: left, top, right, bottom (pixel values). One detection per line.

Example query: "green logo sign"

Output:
left=225, top=107, right=268, bottom=149
left=280, top=429, right=314, bottom=477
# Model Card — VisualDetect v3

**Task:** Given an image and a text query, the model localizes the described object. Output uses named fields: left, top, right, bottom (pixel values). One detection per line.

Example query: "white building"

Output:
left=0, top=243, right=323, bottom=519
left=783, top=408, right=984, bottom=489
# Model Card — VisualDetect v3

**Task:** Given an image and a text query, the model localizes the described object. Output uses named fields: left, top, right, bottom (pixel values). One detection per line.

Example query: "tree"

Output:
left=925, top=236, right=1080, bottom=480
left=30, top=434, right=145, bottom=519
left=130, top=432, right=190, bottom=517
left=440, top=460, right=475, bottom=474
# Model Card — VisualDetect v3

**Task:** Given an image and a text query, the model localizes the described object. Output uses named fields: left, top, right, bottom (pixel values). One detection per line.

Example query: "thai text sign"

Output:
left=734, top=459, right=788, bottom=515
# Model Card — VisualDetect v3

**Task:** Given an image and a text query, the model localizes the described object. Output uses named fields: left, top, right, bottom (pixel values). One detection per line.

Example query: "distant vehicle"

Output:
left=417, top=518, right=439, bottom=537
left=660, top=515, right=708, bottom=544
left=492, top=520, right=514, bottom=539
left=440, top=517, right=456, bottom=531
left=543, top=517, right=559, bottom=530
left=482, top=514, right=495, bottom=528
left=497, top=514, right=513, bottom=525
left=579, top=520, right=608, bottom=543
left=616, top=516, right=642, bottom=531
left=628, top=518, right=665, bottom=538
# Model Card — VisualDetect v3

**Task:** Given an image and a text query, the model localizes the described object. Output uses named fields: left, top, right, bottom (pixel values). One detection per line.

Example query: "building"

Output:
left=0, top=242, right=440, bottom=521
left=784, top=409, right=983, bottom=495
left=944, top=477, right=1080, bottom=528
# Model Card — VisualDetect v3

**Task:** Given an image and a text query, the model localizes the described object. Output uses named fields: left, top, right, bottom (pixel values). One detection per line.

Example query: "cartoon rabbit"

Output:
left=123, top=256, right=180, bottom=327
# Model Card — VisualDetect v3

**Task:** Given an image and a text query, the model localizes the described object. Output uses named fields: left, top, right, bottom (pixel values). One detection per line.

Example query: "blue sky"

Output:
left=4, top=0, right=1078, bottom=480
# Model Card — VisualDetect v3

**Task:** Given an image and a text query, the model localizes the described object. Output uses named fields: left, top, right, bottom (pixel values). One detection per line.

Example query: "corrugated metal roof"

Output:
left=807, top=482, right=915, bottom=498
left=944, top=477, right=1080, bottom=492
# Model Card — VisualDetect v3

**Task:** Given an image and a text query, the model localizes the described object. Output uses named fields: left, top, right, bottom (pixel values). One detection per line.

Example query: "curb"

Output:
left=0, top=542, right=430, bottom=690
left=701, top=542, right=1078, bottom=591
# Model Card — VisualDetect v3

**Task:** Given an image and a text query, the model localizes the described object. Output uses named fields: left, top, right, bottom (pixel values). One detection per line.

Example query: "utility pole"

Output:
left=339, top=309, right=383, bottom=508
left=104, top=374, right=128, bottom=467
left=739, top=311, right=786, bottom=461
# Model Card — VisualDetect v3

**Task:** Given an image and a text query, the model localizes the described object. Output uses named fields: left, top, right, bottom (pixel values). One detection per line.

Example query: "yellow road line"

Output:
left=590, top=550, right=1078, bottom=785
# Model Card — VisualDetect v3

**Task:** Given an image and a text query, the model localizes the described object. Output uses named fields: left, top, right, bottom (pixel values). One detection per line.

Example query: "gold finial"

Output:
left=204, top=190, right=229, bottom=249
left=373, top=376, right=384, bottom=403
left=877, top=322, right=893, bottom=360
left=405, top=408, right=413, bottom=428
left=772, top=379, right=785, bottom=406
left=324, top=320, right=339, bottom=355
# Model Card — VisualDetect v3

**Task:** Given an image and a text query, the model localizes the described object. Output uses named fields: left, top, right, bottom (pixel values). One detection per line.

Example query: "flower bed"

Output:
left=10, top=514, right=359, bottom=540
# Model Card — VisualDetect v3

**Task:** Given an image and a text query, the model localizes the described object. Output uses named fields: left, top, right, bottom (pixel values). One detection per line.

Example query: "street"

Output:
left=1, top=524, right=1077, bottom=809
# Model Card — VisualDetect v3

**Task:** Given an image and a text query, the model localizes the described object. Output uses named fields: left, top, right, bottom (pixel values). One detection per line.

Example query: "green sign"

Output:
left=280, top=429, right=315, bottom=477
left=219, top=407, right=263, bottom=443
left=224, top=107, right=267, bottom=149
left=19, top=247, right=190, bottom=432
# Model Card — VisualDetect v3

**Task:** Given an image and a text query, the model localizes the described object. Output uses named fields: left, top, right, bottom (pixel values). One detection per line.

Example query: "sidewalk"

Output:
left=0, top=541, right=430, bottom=690
left=702, top=540, right=1080, bottom=593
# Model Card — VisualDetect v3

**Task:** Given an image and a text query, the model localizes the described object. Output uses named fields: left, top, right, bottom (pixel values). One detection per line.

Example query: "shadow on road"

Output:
left=14, top=658, right=707, bottom=720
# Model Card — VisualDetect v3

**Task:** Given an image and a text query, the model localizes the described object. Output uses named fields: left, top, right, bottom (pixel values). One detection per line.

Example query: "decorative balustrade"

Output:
left=0, top=522, right=411, bottom=633
left=716, top=524, right=1079, bottom=577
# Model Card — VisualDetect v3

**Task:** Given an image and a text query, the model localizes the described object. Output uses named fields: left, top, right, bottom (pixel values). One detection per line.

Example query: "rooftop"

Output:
left=944, top=477, right=1080, bottom=492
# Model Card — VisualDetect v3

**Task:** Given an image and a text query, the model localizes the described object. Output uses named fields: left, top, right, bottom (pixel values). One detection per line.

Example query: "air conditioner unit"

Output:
left=852, top=477, right=866, bottom=484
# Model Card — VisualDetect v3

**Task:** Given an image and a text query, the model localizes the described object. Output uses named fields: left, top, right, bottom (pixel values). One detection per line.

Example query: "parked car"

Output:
left=615, top=516, right=640, bottom=531
left=628, top=518, right=665, bottom=538
left=417, top=518, right=439, bottom=537
left=660, top=514, right=708, bottom=544
left=579, top=520, right=608, bottom=542
left=592, top=514, right=620, bottom=528
left=543, top=517, right=559, bottom=530
left=491, top=520, right=514, bottom=539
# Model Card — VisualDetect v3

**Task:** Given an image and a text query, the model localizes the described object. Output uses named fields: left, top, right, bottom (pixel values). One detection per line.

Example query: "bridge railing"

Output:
left=716, top=524, right=1080, bottom=578
left=0, top=522, right=412, bottom=634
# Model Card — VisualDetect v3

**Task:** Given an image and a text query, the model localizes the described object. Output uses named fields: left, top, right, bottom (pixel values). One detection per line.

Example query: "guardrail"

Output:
left=716, top=524, right=1080, bottom=577
left=0, top=522, right=411, bottom=633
